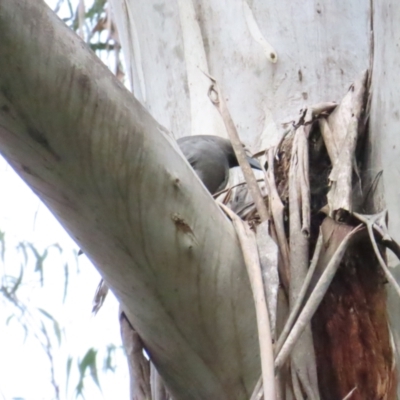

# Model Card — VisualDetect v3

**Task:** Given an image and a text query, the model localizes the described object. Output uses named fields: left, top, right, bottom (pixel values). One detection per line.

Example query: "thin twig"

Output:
left=219, top=203, right=276, bottom=400
left=207, top=77, right=269, bottom=222
left=342, top=386, right=357, bottom=400
left=275, top=231, right=323, bottom=355
left=249, top=376, right=263, bottom=400
left=298, top=127, right=311, bottom=234
left=353, top=212, right=400, bottom=300
left=291, top=367, right=305, bottom=400
left=275, top=225, right=362, bottom=370
left=303, top=102, right=338, bottom=125
left=42, top=325, right=61, bottom=400
left=213, top=178, right=265, bottom=199
left=353, top=210, right=400, bottom=260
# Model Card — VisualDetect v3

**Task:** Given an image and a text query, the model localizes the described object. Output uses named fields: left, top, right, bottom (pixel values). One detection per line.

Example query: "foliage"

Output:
left=1, top=233, right=67, bottom=399
left=0, top=228, right=122, bottom=399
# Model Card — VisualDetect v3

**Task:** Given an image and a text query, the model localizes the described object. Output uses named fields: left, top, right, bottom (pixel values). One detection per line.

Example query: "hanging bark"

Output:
left=267, top=71, right=397, bottom=399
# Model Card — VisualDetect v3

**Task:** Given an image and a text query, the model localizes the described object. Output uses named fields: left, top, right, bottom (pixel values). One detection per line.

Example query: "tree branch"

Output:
left=0, top=1, right=259, bottom=399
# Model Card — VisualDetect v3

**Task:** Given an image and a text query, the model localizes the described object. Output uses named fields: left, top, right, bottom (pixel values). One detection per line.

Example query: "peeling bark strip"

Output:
left=323, top=71, right=368, bottom=218
left=287, top=125, right=319, bottom=397
left=267, top=71, right=396, bottom=400
left=307, top=71, right=396, bottom=399
left=219, top=204, right=276, bottom=400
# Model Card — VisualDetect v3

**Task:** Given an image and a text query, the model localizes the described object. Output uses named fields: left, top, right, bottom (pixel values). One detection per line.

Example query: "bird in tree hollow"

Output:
left=177, top=135, right=261, bottom=195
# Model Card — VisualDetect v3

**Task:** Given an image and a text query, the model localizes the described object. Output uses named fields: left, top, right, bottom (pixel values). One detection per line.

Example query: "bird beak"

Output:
left=246, top=155, right=262, bottom=170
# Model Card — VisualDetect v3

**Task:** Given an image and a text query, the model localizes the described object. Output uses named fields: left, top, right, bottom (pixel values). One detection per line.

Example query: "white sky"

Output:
left=0, top=1, right=129, bottom=399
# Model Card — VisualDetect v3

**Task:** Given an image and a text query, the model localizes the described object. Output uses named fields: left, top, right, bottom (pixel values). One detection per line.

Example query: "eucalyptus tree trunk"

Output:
left=1, top=0, right=400, bottom=399
left=108, top=0, right=400, bottom=399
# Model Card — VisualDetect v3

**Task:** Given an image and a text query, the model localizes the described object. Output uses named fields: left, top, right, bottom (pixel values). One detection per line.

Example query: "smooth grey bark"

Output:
left=369, top=0, right=400, bottom=396
left=0, top=1, right=259, bottom=399
left=368, top=0, right=400, bottom=247
left=110, top=0, right=371, bottom=150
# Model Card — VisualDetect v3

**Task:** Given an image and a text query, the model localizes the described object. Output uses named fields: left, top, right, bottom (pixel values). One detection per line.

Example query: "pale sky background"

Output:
left=0, top=1, right=129, bottom=399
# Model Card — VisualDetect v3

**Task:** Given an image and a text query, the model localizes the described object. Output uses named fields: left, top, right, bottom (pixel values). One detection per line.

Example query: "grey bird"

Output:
left=177, top=135, right=261, bottom=194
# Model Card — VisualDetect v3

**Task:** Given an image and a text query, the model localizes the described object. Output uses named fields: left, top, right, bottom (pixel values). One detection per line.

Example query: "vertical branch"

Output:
left=120, top=311, right=151, bottom=400
left=77, top=0, right=86, bottom=39
left=219, top=204, right=276, bottom=400
left=288, top=127, right=319, bottom=398
left=299, top=129, right=310, bottom=234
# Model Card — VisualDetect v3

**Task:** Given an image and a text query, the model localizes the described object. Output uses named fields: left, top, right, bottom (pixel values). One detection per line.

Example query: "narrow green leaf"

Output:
left=63, top=263, right=69, bottom=303
left=79, top=348, right=97, bottom=374
left=103, top=344, right=116, bottom=372
left=66, top=356, right=73, bottom=392
left=37, top=308, right=54, bottom=321
left=37, top=308, right=62, bottom=345
left=9, top=265, right=23, bottom=295
left=17, top=242, right=28, bottom=267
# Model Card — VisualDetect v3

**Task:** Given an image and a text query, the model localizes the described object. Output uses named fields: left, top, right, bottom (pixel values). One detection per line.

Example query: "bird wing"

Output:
left=177, top=136, right=229, bottom=194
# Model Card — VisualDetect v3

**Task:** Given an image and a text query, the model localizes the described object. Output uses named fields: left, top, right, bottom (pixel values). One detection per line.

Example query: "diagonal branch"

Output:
left=207, top=79, right=270, bottom=222
left=275, top=223, right=362, bottom=370
left=0, top=1, right=259, bottom=399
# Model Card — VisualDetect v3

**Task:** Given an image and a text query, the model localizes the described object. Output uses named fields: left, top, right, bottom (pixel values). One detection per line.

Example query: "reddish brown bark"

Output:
left=312, top=237, right=396, bottom=400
